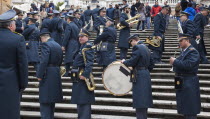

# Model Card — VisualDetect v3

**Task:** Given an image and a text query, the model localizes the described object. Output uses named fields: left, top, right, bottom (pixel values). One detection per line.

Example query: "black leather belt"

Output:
left=135, top=67, right=148, bottom=70
left=48, top=64, right=59, bottom=67
left=175, top=73, right=197, bottom=77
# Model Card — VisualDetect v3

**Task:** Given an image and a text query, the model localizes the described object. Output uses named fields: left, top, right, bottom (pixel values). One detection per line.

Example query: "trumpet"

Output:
left=117, top=14, right=140, bottom=30
left=144, top=36, right=162, bottom=47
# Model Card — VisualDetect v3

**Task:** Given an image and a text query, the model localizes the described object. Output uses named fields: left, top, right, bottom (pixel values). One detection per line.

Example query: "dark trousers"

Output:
left=137, top=20, right=145, bottom=30
left=77, top=104, right=91, bottom=119
left=85, top=20, right=91, bottom=30
left=151, top=50, right=162, bottom=63
left=198, top=36, right=209, bottom=64
left=136, top=108, right=148, bottom=119
left=40, top=103, right=55, bottom=119
left=120, top=48, right=128, bottom=60
left=184, top=115, right=197, bottom=119
left=64, top=62, right=72, bottom=76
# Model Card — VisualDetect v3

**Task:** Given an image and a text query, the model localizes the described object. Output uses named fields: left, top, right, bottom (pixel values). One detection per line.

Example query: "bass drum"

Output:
left=102, top=61, right=132, bottom=96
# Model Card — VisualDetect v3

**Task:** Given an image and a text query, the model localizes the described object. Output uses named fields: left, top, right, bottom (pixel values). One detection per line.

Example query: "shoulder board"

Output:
left=189, top=48, right=195, bottom=50
left=13, top=32, right=23, bottom=36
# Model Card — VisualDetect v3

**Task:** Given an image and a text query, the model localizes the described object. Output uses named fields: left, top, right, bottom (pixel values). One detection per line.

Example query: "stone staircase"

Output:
left=20, top=20, right=210, bottom=119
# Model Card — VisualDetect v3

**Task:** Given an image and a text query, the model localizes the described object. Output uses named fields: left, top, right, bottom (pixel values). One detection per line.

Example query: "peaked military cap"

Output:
left=180, top=11, right=190, bottom=16
left=66, top=14, right=75, bottom=18
left=47, top=13, right=53, bottom=16
left=128, top=34, right=139, bottom=43
left=79, top=28, right=90, bottom=37
left=39, top=32, right=51, bottom=37
left=99, top=7, right=106, bottom=13
left=53, top=10, right=60, bottom=14
left=74, top=10, right=81, bottom=15
left=162, top=6, right=170, bottom=10
left=28, top=17, right=37, bottom=22
left=18, top=12, right=24, bottom=16
left=122, top=5, right=129, bottom=10
left=31, top=11, right=39, bottom=15
left=0, top=10, right=16, bottom=22
left=202, top=7, right=210, bottom=13
left=27, top=12, right=32, bottom=15
left=97, top=5, right=100, bottom=7
left=178, top=33, right=191, bottom=41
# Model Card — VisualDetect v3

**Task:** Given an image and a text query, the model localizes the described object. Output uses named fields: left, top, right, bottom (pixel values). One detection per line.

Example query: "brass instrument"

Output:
left=80, top=45, right=98, bottom=91
left=117, top=14, right=140, bottom=30
left=144, top=36, right=162, bottom=47
left=60, top=66, right=66, bottom=77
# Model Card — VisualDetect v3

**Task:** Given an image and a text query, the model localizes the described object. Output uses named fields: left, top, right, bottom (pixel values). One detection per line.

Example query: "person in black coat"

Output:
left=71, top=29, right=95, bottom=119
left=149, top=6, right=169, bottom=64
left=49, top=10, right=64, bottom=45
left=23, top=12, right=32, bottom=27
left=0, top=10, right=28, bottom=119
left=15, top=13, right=24, bottom=34
left=31, top=11, right=40, bottom=28
left=94, top=20, right=117, bottom=69
left=84, top=6, right=92, bottom=30
left=193, top=8, right=210, bottom=64
left=62, top=15, right=80, bottom=77
left=179, top=11, right=197, bottom=50
left=93, top=7, right=107, bottom=36
left=118, top=5, right=133, bottom=60
left=170, top=34, right=201, bottom=119
left=37, top=32, right=63, bottom=119
left=22, top=18, right=40, bottom=72
left=122, top=34, right=154, bottom=119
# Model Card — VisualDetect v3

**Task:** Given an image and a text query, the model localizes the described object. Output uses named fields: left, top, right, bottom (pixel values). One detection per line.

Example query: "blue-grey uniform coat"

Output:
left=37, top=38, right=63, bottom=103
left=181, top=19, right=198, bottom=50
left=118, top=13, right=130, bottom=49
left=149, top=12, right=166, bottom=52
left=94, top=26, right=117, bottom=66
left=93, top=16, right=106, bottom=35
left=22, top=23, right=40, bottom=63
left=173, top=45, right=201, bottom=115
left=71, top=41, right=95, bottom=104
left=193, top=13, right=207, bottom=55
left=15, top=18, right=23, bottom=33
left=62, top=22, right=80, bottom=64
left=0, top=28, right=28, bottom=119
left=123, top=41, right=154, bottom=108
left=40, top=17, right=51, bottom=33
left=49, top=16, right=64, bottom=45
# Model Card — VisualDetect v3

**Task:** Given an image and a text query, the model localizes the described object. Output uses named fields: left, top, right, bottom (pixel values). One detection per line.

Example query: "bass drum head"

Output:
left=102, top=61, right=132, bottom=96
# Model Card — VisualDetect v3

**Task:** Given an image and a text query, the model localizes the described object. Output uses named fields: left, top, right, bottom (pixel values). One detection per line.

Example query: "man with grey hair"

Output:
left=0, top=9, right=28, bottom=119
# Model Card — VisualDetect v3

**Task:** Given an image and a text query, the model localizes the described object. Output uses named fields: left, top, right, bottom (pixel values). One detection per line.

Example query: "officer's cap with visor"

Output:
left=122, top=5, right=130, bottom=10
left=0, top=10, right=16, bottom=23
left=39, top=32, right=51, bottom=37
left=178, top=33, right=191, bottom=42
left=79, top=29, right=91, bottom=37
left=99, top=7, right=106, bottom=13
left=28, top=17, right=37, bottom=23
left=180, top=11, right=190, bottom=17
left=162, top=6, right=170, bottom=11
left=202, top=7, right=210, bottom=14
left=128, top=34, right=140, bottom=43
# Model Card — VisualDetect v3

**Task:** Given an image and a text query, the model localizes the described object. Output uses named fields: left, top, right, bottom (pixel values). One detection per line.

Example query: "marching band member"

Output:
left=170, top=34, right=201, bottom=119
left=122, top=34, right=154, bottom=119
left=118, top=5, right=133, bottom=60
left=37, top=32, right=63, bottom=119
left=148, top=6, right=169, bottom=64
left=193, top=8, right=210, bottom=64
left=71, top=29, right=95, bottom=119
left=94, top=19, right=117, bottom=69
left=93, top=7, right=107, bottom=36
left=62, top=14, right=80, bottom=77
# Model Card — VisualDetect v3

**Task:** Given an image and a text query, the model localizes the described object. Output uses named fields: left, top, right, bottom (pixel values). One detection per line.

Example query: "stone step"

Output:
left=22, top=88, right=210, bottom=101
left=21, top=111, right=145, bottom=119
left=21, top=95, right=210, bottom=111
left=20, top=102, right=210, bottom=119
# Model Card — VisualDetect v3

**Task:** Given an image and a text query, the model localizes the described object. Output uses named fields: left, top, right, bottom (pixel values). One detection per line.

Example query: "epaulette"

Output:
left=85, top=42, right=93, bottom=48
left=189, top=48, right=195, bottom=50
left=13, top=32, right=23, bottom=36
